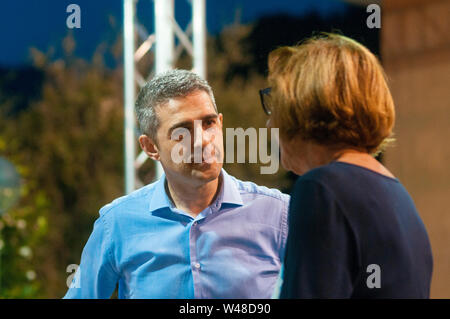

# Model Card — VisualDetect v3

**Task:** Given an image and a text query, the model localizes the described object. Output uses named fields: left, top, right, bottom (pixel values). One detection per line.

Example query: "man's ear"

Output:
left=139, top=135, right=160, bottom=161
left=218, top=113, right=223, bottom=127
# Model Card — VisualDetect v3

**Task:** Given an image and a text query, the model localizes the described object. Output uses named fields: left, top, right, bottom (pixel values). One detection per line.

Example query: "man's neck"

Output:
left=165, top=174, right=222, bottom=218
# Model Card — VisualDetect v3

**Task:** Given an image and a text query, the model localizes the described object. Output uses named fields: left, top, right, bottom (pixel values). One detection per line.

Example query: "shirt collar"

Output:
left=148, top=168, right=243, bottom=214
left=218, top=169, right=244, bottom=207
left=148, top=173, right=173, bottom=213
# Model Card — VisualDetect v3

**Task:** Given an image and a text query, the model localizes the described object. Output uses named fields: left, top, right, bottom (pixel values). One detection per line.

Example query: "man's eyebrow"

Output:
left=168, top=120, right=192, bottom=134
left=168, top=114, right=218, bottom=135
left=201, top=113, right=219, bottom=122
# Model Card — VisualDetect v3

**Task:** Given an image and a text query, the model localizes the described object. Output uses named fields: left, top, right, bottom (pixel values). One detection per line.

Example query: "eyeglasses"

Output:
left=259, top=87, right=272, bottom=116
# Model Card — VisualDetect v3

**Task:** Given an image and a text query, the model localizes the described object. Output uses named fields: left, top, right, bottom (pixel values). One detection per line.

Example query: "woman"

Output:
left=262, top=34, right=433, bottom=298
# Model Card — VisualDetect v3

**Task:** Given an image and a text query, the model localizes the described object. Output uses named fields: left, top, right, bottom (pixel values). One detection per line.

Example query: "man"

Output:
left=64, top=69, right=289, bottom=299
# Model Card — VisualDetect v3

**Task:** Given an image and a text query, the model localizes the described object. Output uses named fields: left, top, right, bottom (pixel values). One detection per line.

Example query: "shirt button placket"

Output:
left=189, top=220, right=201, bottom=298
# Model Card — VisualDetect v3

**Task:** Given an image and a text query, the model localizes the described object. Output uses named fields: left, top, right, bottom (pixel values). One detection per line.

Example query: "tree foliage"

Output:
left=0, top=34, right=125, bottom=297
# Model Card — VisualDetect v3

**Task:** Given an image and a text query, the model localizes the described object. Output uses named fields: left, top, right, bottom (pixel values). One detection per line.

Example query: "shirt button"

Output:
left=193, top=262, right=201, bottom=269
left=193, top=221, right=198, bottom=226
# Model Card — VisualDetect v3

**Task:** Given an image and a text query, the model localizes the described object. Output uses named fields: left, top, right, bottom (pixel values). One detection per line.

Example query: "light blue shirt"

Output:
left=64, top=169, right=289, bottom=299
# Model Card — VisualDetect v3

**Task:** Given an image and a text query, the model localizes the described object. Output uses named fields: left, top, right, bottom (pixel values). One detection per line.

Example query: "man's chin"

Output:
left=190, top=162, right=222, bottom=180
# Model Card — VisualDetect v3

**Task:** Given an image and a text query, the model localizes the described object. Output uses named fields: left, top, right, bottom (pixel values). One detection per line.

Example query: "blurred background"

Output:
left=0, top=0, right=448, bottom=298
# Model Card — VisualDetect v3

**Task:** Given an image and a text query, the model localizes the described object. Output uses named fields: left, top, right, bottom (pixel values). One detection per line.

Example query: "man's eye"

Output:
left=205, top=119, right=215, bottom=126
left=171, top=128, right=189, bottom=141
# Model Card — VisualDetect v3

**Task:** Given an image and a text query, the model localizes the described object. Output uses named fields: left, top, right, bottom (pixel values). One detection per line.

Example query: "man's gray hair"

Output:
left=135, top=69, right=217, bottom=140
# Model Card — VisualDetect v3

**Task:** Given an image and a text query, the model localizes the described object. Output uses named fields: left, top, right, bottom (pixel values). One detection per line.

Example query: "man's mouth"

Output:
left=191, top=158, right=213, bottom=165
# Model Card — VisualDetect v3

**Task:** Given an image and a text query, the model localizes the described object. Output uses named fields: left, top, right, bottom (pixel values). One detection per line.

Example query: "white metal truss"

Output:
left=123, top=0, right=207, bottom=194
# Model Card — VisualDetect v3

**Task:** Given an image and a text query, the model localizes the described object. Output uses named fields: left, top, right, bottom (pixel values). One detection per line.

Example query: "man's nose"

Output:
left=193, top=124, right=214, bottom=149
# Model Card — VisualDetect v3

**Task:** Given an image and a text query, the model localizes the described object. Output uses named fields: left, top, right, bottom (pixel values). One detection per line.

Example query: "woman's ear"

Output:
left=139, top=135, right=160, bottom=161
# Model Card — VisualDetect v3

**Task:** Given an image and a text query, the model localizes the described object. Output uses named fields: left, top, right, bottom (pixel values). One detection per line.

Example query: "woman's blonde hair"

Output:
left=268, top=33, right=395, bottom=155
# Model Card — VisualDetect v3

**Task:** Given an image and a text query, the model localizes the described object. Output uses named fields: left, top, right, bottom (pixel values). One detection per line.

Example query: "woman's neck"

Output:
left=304, top=143, right=395, bottom=179
left=290, top=140, right=394, bottom=178
left=333, top=151, right=395, bottom=178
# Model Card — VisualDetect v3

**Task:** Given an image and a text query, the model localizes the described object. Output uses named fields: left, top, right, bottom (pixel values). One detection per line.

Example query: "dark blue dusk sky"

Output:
left=0, top=0, right=350, bottom=67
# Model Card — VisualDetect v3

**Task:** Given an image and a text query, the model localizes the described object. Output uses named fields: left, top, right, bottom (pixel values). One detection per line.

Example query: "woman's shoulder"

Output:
left=299, top=161, right=399, bottom=185
left=293, top=161, right=404, bottom=205
left=290, top=162, right=420, bottom=234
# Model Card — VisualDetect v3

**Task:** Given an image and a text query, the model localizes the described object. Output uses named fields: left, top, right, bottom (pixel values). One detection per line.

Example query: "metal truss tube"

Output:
left=153, top=0, right=175, bottom=180
left=193, top=0, right=206, bottom=79
left=123, top=0, right=136, bottom=194
left=155, top=0, right=175, bottom=74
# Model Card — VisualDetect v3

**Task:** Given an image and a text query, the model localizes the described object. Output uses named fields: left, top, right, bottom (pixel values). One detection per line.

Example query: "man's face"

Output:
left=152, top=90, right=224, bottom=187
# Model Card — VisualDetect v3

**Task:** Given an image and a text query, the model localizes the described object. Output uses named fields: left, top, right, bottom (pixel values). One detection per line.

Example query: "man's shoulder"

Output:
left=226, top=173, right=290, bottom=246
left=99, top=180, right=158, bottom=217
left=228, top=174, right=290, bottom=204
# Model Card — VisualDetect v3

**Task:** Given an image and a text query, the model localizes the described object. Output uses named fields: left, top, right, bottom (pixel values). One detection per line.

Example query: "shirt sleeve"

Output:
left=63, top=213, right=119, bottom=299
left=280, top=178, right=359, bottom=298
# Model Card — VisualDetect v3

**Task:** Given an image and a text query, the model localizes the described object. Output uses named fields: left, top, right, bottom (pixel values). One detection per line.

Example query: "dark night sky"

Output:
left=0, top=0, right=350, bottom=67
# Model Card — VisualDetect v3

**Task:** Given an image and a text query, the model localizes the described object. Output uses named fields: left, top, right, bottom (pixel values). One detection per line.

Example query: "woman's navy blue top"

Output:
left=280, top=161, right=433, bottom=298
